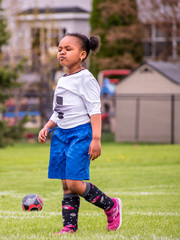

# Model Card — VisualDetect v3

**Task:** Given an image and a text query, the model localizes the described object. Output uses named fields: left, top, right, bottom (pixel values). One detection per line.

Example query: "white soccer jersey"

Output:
left=50, top=69, right=101, bottom=129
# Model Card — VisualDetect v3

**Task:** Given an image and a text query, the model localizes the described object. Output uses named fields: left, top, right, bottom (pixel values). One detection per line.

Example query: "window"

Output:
left=59, top=28, right=67, bottom=40
left=155, top=42, right=172, bottom=57
left=143, top=42, right=152, bottom=56
left=177, top=24, right=180, bottom=37
left=62, top=28, right=66, bottom=36
left=156, top=24, right=173, bottom=39
left=143, top=24, right=151, bottom=39
left=31, top=28, right=40, bottom=50
left=50, top=29, right=59, bottom=47
left=161, top=0, right=179, bottom=6
left=177, top=41, right=180, bottom=55
left=31, top=28, right=41, bottom=70
left=156, top=25, right=165, bottom=38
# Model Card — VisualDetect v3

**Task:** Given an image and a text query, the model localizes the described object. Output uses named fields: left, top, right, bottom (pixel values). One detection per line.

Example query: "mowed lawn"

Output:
left=0, top=141, right=180, bottom=240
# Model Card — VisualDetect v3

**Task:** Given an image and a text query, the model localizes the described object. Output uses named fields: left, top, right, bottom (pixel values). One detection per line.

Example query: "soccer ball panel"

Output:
left=22, top=193, right=43, bottom=211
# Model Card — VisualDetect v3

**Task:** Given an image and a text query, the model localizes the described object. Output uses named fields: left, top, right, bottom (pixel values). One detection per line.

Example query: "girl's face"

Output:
left=57, top=36, right=86, bottom=70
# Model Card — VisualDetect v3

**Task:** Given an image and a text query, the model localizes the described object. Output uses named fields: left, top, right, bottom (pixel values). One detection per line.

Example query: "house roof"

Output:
left=147, top=61, right=180, bottom=85
left=19, top=6, right=89, bottom=15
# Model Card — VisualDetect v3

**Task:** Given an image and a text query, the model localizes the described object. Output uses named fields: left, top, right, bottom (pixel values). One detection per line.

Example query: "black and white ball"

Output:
left=22, top=194, right=43, bottom=211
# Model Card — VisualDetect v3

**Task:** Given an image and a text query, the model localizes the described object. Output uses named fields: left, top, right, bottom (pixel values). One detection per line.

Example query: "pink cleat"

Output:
left=104, top=198, right=122, bottom=231
left=54, top=225, right=76, bottom=235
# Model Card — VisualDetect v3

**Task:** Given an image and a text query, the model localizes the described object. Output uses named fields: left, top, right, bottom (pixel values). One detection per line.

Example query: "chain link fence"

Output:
left=115, top=94, right=180, bottom=144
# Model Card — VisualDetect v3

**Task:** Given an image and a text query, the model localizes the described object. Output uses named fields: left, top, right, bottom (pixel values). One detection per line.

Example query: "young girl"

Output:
left=38, top=33, right=122, bottom=234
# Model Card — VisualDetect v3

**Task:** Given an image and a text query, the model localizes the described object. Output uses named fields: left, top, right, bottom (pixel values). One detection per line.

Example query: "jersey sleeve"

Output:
left=80, top=74, right=101, bottom=117
left=49, top=111, right=59, bottom=124
left=49, top=88, right=59, bottom=124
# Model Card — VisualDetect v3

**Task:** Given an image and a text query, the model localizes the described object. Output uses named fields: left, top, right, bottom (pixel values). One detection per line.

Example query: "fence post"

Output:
left=135, top=97, right=140, bottom=142
left=171, top=95, right=175, bottom=144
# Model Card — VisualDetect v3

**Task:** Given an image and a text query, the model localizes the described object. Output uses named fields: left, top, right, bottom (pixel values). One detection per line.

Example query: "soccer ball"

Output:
left=22, top=193, right=43, bottom=211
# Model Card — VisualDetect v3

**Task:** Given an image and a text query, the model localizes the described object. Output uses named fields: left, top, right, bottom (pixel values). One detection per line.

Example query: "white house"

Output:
left=2, top=4, right=90, bottom=68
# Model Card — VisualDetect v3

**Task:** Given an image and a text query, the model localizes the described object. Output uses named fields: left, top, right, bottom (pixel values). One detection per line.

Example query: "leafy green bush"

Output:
left=0, top=117, right=28, bottom=147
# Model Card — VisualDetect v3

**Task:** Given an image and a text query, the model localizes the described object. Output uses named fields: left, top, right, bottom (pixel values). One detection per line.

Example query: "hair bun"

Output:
left=89, top=35, right=100, bottom=52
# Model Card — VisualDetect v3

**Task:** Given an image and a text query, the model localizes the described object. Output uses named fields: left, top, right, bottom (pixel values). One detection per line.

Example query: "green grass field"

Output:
left=0, top=142, right=180, bottom=240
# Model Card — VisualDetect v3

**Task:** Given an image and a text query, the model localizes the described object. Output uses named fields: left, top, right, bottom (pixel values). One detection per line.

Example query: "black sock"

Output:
left=81, top=182, right=114, bottom=211
left=62, top=193, right=80, bottom=231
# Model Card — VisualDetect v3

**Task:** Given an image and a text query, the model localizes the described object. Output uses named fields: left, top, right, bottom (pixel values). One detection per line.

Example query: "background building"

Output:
left=115, top=61, right=180, bottom=143
left=137, top=0, right=180, bottom=61
left=2, top=0, right=92, bottom=68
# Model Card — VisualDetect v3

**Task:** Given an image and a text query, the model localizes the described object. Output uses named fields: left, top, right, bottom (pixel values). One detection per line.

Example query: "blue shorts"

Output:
left=48, top=123, right=92, bottom=180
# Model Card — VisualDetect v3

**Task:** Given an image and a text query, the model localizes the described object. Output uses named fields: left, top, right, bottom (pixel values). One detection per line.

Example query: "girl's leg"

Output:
left=66, top=180, right=122, bottom=231
left=55, top=180, right=80, bottom=234
left=66, top=180, right=113, bottom=210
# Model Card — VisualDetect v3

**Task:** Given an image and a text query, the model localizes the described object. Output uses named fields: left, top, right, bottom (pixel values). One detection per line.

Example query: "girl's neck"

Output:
left=66, top=65, right=84, bottom=75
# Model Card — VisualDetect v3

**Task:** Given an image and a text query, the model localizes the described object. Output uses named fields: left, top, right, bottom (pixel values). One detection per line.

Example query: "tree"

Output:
left=0, top=0, right=26, bottom=147
left=0, top=1, right=10, bottom=51
left=90, top=0, right=143, bottom=76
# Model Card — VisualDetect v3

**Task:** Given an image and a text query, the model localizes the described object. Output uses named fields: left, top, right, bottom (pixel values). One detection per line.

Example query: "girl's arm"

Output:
left=38, top=120, right=57, bottom=143
left=89, top=114, right=101, bottom=160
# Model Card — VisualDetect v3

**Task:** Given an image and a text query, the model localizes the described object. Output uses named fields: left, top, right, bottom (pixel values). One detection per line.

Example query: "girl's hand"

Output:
left=38, top=127, right=49, bottom=143
left=38, top=120, right=57, bottom=143
left=88, top=139, right=101, bottom=161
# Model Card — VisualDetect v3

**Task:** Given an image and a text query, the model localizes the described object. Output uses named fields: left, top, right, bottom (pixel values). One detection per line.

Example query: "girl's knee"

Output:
left=66, top=180, right=77, bottom=192
left=66, top=180, right=84, bottom=194
left=62, top=180, right=68, bottom=191
left=61, top=179, right=78, bottom=193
